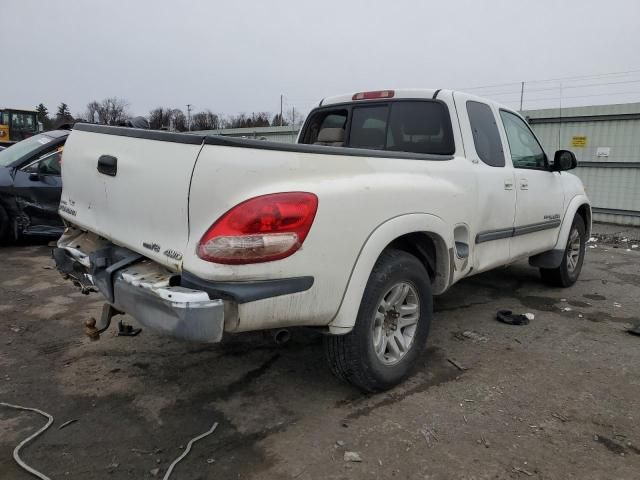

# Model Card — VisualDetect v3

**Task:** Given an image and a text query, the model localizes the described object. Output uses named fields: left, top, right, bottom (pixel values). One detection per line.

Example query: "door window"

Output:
left=466, top=101, right=504, bottom=167
left=24, top=150, right=62, bottom=175
left=499, top=110, right=546, bottom=169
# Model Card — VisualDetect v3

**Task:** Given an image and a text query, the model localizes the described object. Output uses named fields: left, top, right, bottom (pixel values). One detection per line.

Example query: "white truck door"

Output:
left=453, top=93, right=516, bottom=273
left=497, top=110, right=564, bottom=261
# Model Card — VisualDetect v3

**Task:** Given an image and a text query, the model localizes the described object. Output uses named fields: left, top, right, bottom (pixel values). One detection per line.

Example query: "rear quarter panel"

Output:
left=185, top=146, right=475, bottom=331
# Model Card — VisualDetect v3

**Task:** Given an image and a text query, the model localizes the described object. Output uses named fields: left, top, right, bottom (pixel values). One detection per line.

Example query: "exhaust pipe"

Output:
left=271, top=329, right=291, bottom=345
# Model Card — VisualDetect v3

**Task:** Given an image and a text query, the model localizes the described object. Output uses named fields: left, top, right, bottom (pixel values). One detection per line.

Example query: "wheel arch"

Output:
left=329, top=213, right=452, bottom=334
left=575, top=202, right=592, bottom=238
left=529, top=196, right=591, bottom=269
left=557, top=195, right=591, bottom=249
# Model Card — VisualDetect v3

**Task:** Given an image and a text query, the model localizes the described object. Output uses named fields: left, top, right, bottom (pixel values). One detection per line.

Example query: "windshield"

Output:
left=11, top=111, right=37, bottom=131
left=0, top=134, right=53, bottom=167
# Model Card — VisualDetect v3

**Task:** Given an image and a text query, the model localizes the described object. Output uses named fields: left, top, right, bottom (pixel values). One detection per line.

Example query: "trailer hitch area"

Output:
left=84, top=303, right=142, bottom=340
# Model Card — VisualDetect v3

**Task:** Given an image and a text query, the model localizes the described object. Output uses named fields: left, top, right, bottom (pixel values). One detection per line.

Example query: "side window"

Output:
left=25, top=150, right=62, bottom=176
left=300, top=109, right=347, bottom=145
left=499, top=110, right=546, bottom=169
left=466, top=101, right=505, bottom=167
left=40, top=150, right=62, bottom=175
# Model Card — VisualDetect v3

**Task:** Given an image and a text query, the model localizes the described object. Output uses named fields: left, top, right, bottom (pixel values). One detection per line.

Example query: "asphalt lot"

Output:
left=1, top=227, right=640, bottom=479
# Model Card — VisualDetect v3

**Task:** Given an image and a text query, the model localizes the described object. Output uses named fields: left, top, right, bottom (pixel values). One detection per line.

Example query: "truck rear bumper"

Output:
left=112, top=270, right=224, bottom=343
left=54, top=246, right=225, bottom=343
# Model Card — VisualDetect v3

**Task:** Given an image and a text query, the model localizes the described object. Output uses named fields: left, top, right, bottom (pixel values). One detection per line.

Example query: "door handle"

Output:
left=520, top=179, right=529, bottom=190
left=97, top=155, right=117, bottom=176
left=504, top=178, right=514, bottom=190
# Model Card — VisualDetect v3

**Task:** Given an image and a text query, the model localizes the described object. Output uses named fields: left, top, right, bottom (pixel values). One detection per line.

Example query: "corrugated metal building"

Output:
left=192, top=126, right=300, bottom=143
left=524, top=103, right=640, bottom=226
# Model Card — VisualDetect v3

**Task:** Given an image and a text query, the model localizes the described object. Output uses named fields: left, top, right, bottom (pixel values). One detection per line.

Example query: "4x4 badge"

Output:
left=163, top=249, right=183, bottom=261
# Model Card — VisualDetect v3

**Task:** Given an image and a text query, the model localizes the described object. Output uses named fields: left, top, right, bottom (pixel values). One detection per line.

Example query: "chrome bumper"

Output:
left=54, top=243, right=225, bottom=343
left=112, top=267, right=224, bottom=343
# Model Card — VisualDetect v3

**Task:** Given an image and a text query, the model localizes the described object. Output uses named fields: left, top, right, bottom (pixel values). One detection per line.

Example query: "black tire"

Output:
left=540, top=216, right=586, bottom=287
left=324, top=249, right=432, bottom=392
left=0, top=205, right=10, bottom=244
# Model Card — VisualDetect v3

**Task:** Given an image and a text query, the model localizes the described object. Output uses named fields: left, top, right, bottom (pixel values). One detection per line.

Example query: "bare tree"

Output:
left=286, top=108, right=306, bottom=128
left=171, top=109, right=187, bottom=132
left=149, top=107, right=173, bottom=130
left=271, top=113, right=288, bottom=127
left=86, top=101, right=100, bottom=123
left=250, top=112, right=270, bottom=127
left=225, top=112, right=271, bottom=129
left=95, top=97, right=129, bottom=125
left=191, top=110, right=221, bottom=130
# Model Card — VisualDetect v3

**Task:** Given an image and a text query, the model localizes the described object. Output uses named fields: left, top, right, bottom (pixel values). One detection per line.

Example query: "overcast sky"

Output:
left=2, top=0, right=640, bottom=118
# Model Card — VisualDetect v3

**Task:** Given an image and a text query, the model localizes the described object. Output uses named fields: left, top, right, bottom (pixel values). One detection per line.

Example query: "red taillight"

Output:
left=197, top=192, right=318, bottom=264
left=352, top=90, right=395, bottom=101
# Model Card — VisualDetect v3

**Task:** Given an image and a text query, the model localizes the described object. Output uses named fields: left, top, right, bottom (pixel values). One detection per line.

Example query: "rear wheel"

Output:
left=540, top=216, right=586, bottom=287
left=324, top=249, right=432, bottom=392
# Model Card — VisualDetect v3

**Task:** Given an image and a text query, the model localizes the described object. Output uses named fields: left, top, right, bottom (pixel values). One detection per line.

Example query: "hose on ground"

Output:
left=162, top=421, right=219, bottom=480
left=0, top=402, right=54, bottom=480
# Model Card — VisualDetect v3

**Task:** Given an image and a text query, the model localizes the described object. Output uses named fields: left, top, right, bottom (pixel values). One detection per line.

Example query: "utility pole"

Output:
left=558, top=82, right=563, bottom=150
left=280, top=95, right=283, bottom=126
left=292, top=106, right=295, bottom=128
left=186, top=104, right=192, bottom=131
left=519, top=81, right=524, bottom=112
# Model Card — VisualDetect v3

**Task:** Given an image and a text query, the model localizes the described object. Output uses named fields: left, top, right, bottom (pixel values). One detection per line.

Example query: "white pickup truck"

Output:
left=54, top=89, right=590, bottom=392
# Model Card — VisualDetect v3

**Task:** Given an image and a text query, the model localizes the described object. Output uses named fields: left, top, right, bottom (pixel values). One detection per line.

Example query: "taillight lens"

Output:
left=197, top=192, right=318, bottom=264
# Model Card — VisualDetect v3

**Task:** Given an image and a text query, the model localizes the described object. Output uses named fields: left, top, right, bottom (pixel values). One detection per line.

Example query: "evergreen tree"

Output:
left=56, top=103, right=73, bottom=121
left=35, top=103, right=51, bottom=129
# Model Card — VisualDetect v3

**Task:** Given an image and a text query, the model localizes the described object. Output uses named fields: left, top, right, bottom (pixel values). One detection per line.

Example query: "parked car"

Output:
left=0, top=130, right=69, bottom=241
left=54, top=89, right=590, bottom=392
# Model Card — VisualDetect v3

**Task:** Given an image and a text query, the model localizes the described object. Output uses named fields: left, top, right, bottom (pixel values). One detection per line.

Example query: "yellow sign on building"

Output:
left=571, top=136, right=587, bottom=148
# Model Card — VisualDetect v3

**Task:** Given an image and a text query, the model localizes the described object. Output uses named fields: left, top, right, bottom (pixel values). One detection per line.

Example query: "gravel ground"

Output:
left=1, top=228, right=640, bottom=479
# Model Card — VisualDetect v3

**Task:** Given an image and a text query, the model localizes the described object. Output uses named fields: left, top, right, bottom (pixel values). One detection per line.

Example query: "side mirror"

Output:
left=552, top=150, right=577, bottom=171
left=28, top=172, right=41, bottom=181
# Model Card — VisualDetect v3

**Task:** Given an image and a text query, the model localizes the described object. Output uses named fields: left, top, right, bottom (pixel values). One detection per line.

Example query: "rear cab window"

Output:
left=300, top=100, right=455, bottom=156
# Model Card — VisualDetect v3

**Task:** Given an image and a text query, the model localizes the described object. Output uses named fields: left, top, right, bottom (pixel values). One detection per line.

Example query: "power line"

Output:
left=286, top=72, right=640, bottom=108
left=459, top=68, right=640, bottom=91
left=522, top=89, right=640, bottom=103
left=478, top=77, right=640, bottom=98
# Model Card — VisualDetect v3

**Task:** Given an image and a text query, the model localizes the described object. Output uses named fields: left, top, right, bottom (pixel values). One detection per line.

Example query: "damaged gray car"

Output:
left=0, top=130, right=69, bottom=242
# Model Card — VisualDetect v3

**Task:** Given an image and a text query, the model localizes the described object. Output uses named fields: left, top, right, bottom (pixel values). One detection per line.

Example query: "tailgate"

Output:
left=59, top=124, right=204, bottom=270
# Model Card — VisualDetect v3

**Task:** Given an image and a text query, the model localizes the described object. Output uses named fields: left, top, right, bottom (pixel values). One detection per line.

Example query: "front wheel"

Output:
left=540, top=216, right=586, bottom=287
left=324, top=249, right=432, bottom=392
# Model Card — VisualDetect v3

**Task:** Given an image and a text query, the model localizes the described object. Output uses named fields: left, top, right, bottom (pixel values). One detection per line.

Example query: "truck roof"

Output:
left=318, top=88, right=514, bottom=113
left=320, top=88, right=441, bottom=107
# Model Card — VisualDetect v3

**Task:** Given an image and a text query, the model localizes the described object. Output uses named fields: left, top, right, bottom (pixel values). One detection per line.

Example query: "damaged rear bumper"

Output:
left=53, top=242, right=225, bottom=343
